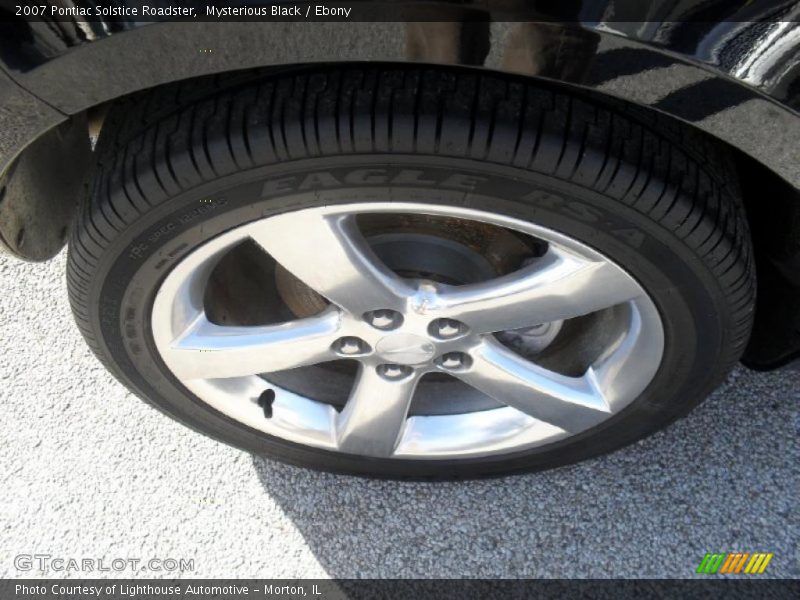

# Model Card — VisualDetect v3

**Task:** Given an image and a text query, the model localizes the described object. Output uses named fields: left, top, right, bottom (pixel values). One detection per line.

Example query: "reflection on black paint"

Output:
left=654, top=78, right=758, bottom=121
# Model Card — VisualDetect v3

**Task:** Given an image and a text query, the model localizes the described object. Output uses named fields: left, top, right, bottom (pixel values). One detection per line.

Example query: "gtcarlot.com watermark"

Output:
left=14, top=554, right=194, bottom=574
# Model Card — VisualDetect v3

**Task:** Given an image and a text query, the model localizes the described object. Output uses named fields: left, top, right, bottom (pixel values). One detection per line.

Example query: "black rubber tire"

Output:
left=67, top=66, right=755, bottom=479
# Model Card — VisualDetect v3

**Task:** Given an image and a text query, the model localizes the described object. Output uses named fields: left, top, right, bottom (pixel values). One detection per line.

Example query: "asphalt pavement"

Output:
left=0, top=251, right=797, bottom=579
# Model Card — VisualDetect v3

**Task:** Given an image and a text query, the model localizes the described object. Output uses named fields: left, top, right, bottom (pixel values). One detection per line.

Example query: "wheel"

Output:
left=67, top=67, right=755, bottom=479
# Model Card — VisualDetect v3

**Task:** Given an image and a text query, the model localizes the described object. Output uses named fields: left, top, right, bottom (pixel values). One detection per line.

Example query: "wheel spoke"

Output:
left=454, top=338, right=611, bottom=433
left=435, top=248, right=643, bottom=333
left=590, top=300, right=664, bottom=410
left=163, top=310, right=341, bottom=380
left=249, top=211, right=411, bottom=314
left=336, top=366, right=419, bottom=457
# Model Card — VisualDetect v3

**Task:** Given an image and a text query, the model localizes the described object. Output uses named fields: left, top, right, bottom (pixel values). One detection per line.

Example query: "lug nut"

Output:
left=430, top=318, right=466, bottom=340
left=377, top=364, right=413, bottom=381
left=365, top=309, right=403, bottom=331
left=436, top=352, right=472, bottom=371
left=334, top=336, right=369, bottom=356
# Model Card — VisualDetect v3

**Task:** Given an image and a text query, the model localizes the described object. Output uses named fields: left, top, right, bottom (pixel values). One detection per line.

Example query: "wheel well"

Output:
left=733, top=154, right=800, bottom=369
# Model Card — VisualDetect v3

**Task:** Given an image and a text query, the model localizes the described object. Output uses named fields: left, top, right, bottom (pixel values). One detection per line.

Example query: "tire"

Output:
left=67, top=67, right=755, bottom=479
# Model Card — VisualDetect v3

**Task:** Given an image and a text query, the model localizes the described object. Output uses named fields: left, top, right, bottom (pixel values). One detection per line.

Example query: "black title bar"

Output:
left=5, top=0, right=800, bottom=23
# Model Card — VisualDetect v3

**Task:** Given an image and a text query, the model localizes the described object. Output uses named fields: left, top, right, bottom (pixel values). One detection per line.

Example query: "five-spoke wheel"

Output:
left=152, top=203, right=664, bottom=459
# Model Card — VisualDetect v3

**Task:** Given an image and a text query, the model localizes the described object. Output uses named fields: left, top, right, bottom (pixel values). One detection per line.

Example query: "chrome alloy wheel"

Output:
left=151, top=203, right=664, bottom=459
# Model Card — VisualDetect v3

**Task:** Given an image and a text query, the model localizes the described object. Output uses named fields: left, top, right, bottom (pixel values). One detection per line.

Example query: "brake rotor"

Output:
left=276, top=213, right=543, bottom=318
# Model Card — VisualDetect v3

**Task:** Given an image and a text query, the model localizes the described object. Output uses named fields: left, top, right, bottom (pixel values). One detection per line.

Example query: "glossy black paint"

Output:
left=1, top=4, right=799, bottom=185
left=0, top=1, right=798, bottom=367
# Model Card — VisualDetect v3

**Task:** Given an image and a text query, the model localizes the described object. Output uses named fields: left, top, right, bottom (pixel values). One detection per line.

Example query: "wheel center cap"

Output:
left=375, top=333, right=436, bottom=366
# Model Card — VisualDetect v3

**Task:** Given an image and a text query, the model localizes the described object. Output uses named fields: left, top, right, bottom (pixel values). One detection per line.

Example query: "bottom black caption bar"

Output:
left=3, top=579, right=798, bottom=600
